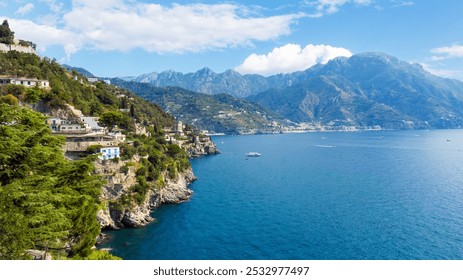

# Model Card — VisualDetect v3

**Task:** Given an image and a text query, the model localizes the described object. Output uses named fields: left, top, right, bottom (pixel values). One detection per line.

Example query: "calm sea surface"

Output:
left=101, top=130, right=463, bottom=259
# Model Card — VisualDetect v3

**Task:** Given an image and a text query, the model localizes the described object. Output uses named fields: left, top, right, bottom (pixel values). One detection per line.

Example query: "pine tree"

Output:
left=0, top=20, right=14, bottom=45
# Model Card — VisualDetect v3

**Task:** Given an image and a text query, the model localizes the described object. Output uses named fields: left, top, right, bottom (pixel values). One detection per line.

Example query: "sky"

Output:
left=1, top=0, right=463, bottom=80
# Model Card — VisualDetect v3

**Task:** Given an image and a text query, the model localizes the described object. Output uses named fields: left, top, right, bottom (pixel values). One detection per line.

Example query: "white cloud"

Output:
left=303, top=0, right=373, bottom=16
left=5, top=1, right=302, bottom=58
left=419, top=63, right=460, bottom=79
left=235, top=43, right=352, bottom=76
left=431, top=44, right=463, bottom=59
left=7, top=18, right=82, bottom=59
left=15, top=3, right=34, bottom=15
left=391, top=1, right=414, bottom=8
left=39, top=0, right=64, bottom=13
left=62, top=2, right=300, bottom=53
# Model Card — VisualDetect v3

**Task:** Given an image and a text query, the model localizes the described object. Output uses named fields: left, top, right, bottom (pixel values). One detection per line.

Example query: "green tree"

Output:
left=0, top=20, right=14, bottom=45
left=0, top=94, right=19, bottom=105
left=98, top=111, right=131, bottom=131
left=0, top=104, right=103, bottom=259
left=24, top=86, right=43, bottom=103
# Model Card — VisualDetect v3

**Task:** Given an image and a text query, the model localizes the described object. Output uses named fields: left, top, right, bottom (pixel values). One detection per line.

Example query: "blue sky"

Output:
left=1, top=0, right=463, bottom=80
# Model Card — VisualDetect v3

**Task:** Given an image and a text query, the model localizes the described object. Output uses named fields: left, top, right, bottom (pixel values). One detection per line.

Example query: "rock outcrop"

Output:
left=0, top=40, right=36, bottom=54
left=183, top=136, right=220, bottom=157
left=96, top=156, right=197, bottom=229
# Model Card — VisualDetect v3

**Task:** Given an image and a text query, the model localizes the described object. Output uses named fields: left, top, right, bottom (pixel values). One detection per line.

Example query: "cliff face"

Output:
left=0, top=40, right=36, bottom=54
left=96, top=157, right=197, bottom=229
left=183, top=136, right=220, bottom=157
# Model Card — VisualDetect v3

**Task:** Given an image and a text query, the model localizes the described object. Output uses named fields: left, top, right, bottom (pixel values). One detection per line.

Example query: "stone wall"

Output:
left=65, top=140, right=118, bottom=152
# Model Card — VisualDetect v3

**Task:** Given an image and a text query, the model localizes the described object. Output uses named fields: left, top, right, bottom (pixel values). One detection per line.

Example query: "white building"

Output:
left=87, top=77, right=99, bottom=83
left=99, top=146, right=120, bottom=160
left=0, top=76, right=49, bottom=88
left=81, top=116, right=106, bottom=133
left=46, top=117, right=87, bottom=133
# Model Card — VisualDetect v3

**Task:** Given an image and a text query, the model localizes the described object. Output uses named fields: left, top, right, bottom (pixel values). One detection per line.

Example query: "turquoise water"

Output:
left=101, top=130, right=463, bottom=259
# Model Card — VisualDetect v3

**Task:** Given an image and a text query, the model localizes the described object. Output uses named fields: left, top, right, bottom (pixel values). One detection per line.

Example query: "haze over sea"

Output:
left=102, top=130, right=463, bottom=260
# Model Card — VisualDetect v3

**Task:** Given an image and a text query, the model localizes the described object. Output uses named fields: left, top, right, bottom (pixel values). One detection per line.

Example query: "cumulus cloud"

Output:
left=431, top=44, right=463, bottom=59
left=235, top=43, right=352, bottom=76
left=7, top=18, right=82, bottom=59
left=62, top=2, right=300, bottom=53
left=4, top=1, right=301, bottom=58
left=303, top=0, right=373, bottom=16
left=15, top=3, right=34, bottom=15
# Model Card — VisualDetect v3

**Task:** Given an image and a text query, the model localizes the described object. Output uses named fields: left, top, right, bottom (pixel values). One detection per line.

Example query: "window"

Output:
left=102, top=149, right=106, bottom=153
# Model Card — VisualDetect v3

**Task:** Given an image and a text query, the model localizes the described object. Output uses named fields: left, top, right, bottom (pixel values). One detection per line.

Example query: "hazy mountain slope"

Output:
left=249, top=53, right=463, bottom=129
left=111, top=79, right=287, bottom=134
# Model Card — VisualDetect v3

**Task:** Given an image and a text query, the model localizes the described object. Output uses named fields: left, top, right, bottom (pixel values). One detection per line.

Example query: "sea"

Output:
left=100, top=130, right=463, bottom=260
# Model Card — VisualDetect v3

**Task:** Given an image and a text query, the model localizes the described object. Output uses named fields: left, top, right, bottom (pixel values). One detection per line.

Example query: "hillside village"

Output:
left=44, top=104, right=218, bottom=160
left=0, top=20, right=218, bottom=161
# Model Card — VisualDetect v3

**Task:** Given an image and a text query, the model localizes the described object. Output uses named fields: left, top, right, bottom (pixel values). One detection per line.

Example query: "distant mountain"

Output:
left=121, top=68, right=263, bottom=98
left=249, top=53, right=463, bottom=129
left=119, top=52, right=463, bottom=130
left=62, top=64, right=96, bottom=78
left=111, top=79, right=287, bottom=134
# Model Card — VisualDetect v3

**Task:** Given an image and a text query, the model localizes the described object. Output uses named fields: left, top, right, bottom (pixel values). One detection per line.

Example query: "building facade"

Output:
left=0, top=76, right=49, bottom=88
left=99, top=146, right=120, bottom=160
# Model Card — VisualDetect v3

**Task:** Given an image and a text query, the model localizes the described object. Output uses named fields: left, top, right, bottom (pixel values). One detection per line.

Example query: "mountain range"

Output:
left=110, top=80, right=288, bottom=134
left=119, top=52, right=463, bottom=130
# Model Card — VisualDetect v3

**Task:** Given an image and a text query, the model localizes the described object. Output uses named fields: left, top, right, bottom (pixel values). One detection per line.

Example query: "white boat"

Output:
left=246, top=152, right=261, bottom=157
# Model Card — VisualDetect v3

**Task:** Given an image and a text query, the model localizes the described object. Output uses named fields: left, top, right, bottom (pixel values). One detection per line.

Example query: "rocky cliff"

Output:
left=96, top=156, right=197, bottom=229
left=0, top=40, right=36, bottom=54
left=95, top=135, right=218, bottom=229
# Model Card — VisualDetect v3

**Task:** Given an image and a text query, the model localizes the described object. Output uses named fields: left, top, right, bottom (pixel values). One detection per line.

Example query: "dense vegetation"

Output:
left=0, top=51, right=174, bottom=127
left=0, top=104, right=104, bottom=259
left=0, top=49, right=192, bottom=259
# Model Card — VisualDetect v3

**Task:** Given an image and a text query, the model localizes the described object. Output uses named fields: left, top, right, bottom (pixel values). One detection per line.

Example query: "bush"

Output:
left=80, top=250, right=122, bottom=260
left=86, top=144, right=103, bottom=154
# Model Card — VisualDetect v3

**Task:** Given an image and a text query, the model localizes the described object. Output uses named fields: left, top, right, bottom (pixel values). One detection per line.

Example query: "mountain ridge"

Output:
left=119, top=52, right=463, bottom=100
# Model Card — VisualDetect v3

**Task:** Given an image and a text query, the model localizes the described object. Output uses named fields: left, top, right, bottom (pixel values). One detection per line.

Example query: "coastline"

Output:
left=96, top=138, right=219, bottom=243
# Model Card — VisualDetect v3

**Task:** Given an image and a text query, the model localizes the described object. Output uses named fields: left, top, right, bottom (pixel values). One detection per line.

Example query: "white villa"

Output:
left=0, top=76, right=50, bottom=88
left=46, top=118, right=86, bottom=133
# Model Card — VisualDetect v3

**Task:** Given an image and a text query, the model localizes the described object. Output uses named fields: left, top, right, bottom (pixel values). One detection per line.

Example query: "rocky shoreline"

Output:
left=96, top=140, right=218, bottom=230
left=97, top=167, right=197, bottom=229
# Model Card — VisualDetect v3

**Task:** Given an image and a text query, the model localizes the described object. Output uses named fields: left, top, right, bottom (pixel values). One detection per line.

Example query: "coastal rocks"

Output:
left=119, top=204, right=154, bottom=227
left=184, top=136, right=220, bottom=157
left=160, top=168, right=196, bottom=204
left=97, top=166, right=197, bottom=229
left=96, top=209, right=116, bottom=229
